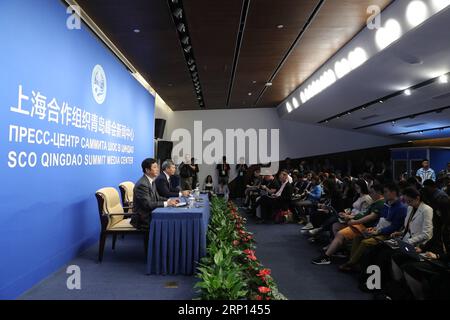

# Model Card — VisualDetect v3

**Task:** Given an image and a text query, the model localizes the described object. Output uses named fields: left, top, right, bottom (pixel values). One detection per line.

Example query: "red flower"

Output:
left=256, top=295, right=263, bottom=300
left=247, top=235, right=253, bottom=240
left=258, top=286, right=271, bottom=294
left=247, top=254, right=257, bottom=261
left=233, top=240, right=240, bottom=246
left=243, top=249, right=255, bottom=255
left=257, top=269, right=271, bottom=277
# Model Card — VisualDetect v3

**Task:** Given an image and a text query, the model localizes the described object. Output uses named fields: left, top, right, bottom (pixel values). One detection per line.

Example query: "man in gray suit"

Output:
left=131, top=158, right=179, bottom=229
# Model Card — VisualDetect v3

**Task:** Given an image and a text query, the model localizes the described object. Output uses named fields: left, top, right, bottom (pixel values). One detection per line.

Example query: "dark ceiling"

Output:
left=77, top=0, right=393, bottom=111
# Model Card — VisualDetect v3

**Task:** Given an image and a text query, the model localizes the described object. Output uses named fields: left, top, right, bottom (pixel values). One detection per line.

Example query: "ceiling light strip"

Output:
left=354, top=105, right=450, bottom=130
left=281, top=0, right=450, bottom=115
left=252, top=0, right=326, bottom=107
left=226, top=0, right=251, bottom=107
left=63, top=0, right=156, bottom=96
left=319, top=72, right=450, bottom=124
left=167, top=0, right=205, bottom=108
left=390, top=125, right=450, bottom=136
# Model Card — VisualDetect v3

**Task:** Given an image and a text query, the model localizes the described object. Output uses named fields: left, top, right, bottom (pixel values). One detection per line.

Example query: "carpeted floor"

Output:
left=243, top=209, right=370, bottom=300
left=20, top=207, right=370, bottom=300
left=19, top=234, right=197, bottom=300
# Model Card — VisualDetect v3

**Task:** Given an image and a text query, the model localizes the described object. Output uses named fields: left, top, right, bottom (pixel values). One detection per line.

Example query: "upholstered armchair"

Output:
left=95, top=187, right=148, bottom=262
left=118, top=181, right=135, bottom=213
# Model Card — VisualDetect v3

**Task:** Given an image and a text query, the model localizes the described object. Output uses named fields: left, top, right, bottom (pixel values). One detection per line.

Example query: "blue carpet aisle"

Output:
left=19, top=235, right=197, bottom=300
left=243, top=210, right=371, bottom=300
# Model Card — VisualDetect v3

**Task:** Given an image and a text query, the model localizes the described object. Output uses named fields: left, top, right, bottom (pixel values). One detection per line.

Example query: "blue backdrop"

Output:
left=0, top=0, right=155, bottom=298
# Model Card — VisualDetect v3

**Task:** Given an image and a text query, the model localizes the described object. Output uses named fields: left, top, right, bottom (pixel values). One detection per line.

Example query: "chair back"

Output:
left=119, top=181, right=135, bottom=207
left=95, top=187, right=124, bottom=229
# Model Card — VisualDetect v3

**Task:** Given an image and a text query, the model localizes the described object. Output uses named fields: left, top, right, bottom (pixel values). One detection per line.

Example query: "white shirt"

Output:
left=163, top=171, right=183, bottom=197
left=274, top=180, right=288, bottom=197
left=163, top=171, right=171, bottom=182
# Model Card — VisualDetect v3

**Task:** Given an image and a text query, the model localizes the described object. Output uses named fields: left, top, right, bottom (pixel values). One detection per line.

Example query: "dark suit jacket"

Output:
left=131, top=175, right=168, bottom=229
left=155, top=173, right=180, bottom=198
left=275, top=182, right=294, bottom=210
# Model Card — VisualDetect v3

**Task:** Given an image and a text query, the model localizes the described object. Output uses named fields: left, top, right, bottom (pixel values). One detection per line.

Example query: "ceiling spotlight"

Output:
left=325, top=120, right=329, bottom=123
left=248, top=92, right=252, bottom=96
left=379, top=100, right=384, bottom=104
left=404, top=89, right=412, bottom=96
left=187, top=58, right=194, bottom=66
left=252, top=80, right=257, bottom=84
left=197, top=96, right=202, bottom=100
left=184, top=45, right=192, bottom=53
left=181, top=36, right=189, bottom=45
left=177, top=23, right=186, bottom=33
left=189, top=65, right=196, bottom=71
left=133, top=28, right=141, bottom=33
left=392, top=121, right=396, bottom=126
left=420, top=131, right=424, bottom=134
left=439, top=75, right=449, bottom=83
left=347, top=112, right=351, bottom=115
left=276, top=24, right=284, bottom=29
left=173, top=8, right=183, bottom=19
left=265, top=82, right=273, bottom=87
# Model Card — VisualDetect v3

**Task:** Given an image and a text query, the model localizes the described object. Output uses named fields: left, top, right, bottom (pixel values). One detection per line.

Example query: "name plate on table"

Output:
left=176, top=201, right=188, bottom=207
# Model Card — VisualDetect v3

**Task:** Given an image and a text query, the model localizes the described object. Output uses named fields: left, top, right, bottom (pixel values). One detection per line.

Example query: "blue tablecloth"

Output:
left=146, top=194, right=210, bottom=275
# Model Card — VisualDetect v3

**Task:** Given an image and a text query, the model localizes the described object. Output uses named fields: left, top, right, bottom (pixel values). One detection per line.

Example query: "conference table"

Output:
left=146, top=194, right=210, bottom=275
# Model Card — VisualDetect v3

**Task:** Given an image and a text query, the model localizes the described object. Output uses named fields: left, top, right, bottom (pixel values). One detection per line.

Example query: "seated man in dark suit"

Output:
left=155, top=160, right=190, bottom=198
left=131, top=158, right=179, bottom=229
left=256, top=169, right=293, bottom=223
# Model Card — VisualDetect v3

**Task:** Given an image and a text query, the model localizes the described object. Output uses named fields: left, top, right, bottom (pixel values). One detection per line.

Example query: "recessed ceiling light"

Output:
left=133, top=29, right=140, bottom=33
left=248, top=92, right=252, bottom=96
left=252, top=80, right=257, bottom=84
left=439, top=75, right=448, bottom=83
left=404, top=89, right=412, bottom=96
left=276, top=24, right=284, bottom=29
left=406, top=1, right=428, bottom=27
left=286, top=102, right=292, bottom=113
left=265, top=82, right=273, bottom=87
left=379, top=100, right=384, bottom=104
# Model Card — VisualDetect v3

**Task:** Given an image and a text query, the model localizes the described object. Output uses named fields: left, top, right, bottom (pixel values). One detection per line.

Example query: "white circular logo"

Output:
left=91, top=64, right=107, bottom=104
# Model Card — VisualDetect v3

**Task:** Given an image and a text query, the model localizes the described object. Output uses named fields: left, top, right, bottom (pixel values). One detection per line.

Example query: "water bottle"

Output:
left=194, top=182, right=200, bottom=199
left=188, top=195, right=195, bottom=208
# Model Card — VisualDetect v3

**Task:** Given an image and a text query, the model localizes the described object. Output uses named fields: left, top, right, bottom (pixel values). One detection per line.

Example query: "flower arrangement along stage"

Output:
left=195, top=196, right=286, bottom=300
